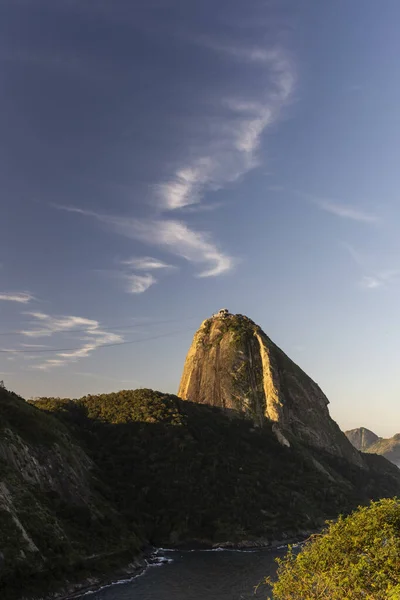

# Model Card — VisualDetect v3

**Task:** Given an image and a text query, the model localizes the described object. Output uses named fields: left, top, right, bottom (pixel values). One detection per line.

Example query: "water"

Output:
left=84, top=547, right=289, bottom=600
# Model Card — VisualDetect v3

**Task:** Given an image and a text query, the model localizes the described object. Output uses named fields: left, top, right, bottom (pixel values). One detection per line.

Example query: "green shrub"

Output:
left=266, top=498, right=400, bottom=599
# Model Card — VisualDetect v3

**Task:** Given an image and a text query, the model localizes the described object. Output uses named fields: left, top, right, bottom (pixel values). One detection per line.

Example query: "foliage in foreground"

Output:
left=266, top=498, right=400, bottom=600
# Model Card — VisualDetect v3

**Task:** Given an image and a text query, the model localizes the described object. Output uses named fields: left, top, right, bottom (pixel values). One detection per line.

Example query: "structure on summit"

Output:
left=179, top=311, right=363, bottom=466
left=213, top=308, right=230, bottom=318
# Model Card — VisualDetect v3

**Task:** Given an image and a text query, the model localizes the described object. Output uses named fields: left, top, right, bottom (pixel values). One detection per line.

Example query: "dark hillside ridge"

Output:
left=0, top=386, right=141, bottom=600
left=345, top=427, right=400, bottom=468
left=34, top=390, right=400, bottom=548
left=179, top=311, right=362, bottom=467
left=3, top=382, right=400, bottom=598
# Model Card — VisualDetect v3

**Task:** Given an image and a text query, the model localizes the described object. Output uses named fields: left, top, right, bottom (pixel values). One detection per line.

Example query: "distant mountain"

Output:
left=179, top=310, right=363, bottom=466
left=344, top=427, right=380, bottom=452
left=345, top=428, right=400, bottom=468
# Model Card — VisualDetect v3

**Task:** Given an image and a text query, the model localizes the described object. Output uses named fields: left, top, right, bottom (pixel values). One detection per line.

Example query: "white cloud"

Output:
left=360, top=271, right=399, bottom=290
left=316, top=200, right=379, bottom=224
left=22, top=312, right=123, bottom=371
left=360, top=276, right=382, bottom=289
left=157, top=49, right=294, bottom=211
left=118, top=257, right=174, bottom=295
left=121, top=256, right=174, bottom=270
left=0, top=292, right=35, bottom=303
left=57, top=207, right=234, bottom=278
left=55, top=44, right=295, bottom=281
left=193, top=37, right=289, bottom=66
left=25, top=312, right=48, bottom=320
left=125, top=273, right=156, bottom=294
left=286, top=190, right=380, bottom=224
left=342, top=242, right=399, bottom=290
left=156, top=159, right=215, bottom=210
left=21, top=313, right=98, bottom=337
left=113, top=217, right=234, bottom=277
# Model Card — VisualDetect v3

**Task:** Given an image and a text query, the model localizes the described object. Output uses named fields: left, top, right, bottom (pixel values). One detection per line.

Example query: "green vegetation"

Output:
left=266, top=498, right=400, bottom=600
left=0, top=387, right=140, bottom=600
left=34, top=389, right=400, bottom=547
left=2, top=384, right=400, bottom=599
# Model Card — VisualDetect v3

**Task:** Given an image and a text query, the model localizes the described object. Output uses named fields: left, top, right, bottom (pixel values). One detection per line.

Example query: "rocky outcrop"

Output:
left=345, top=428, right=400, bottom=468
left=178, top=311, right=364, bottom=466
left=344, top=427, right=380, bottom=452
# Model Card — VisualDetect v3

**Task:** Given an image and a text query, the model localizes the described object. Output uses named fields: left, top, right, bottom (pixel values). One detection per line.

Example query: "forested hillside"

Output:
left=0, top=386, right=140, bottom=600
left=2, top=386, right=400, bottom=599
left=34, top=389, right=400, bottom=546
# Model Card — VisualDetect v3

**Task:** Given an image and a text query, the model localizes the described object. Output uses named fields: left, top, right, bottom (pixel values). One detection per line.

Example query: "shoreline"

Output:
left=49, top=558, right=148, bottom=600
left=50, top=531, right=316, bottom=600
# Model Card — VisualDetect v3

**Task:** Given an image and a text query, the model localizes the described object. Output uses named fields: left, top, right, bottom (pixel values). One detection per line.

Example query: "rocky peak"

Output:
left=344, top=427, right=380, bottom=452
left=178, top=312, right=364, bottom=466
left=345, top=427, right=400, bottom=469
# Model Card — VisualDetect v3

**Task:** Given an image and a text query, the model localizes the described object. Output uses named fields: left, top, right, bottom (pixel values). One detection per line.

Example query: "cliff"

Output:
left=179, top=311, right=363, bottom=466
left=0, top=386, right=140, bottom=600
left=345, top=428, right=400, bottom=468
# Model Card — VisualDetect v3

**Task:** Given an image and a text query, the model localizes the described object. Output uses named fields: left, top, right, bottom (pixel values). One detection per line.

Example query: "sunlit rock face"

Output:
left=179, top=311, right=364, bottom=467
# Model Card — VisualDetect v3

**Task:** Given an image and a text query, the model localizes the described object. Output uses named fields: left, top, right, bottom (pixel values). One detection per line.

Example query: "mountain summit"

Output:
left=344, top=427, right=380, bottom=452
left=345, top=428, right=400, bottom=468
left=179, top=310, right=362, bottom=465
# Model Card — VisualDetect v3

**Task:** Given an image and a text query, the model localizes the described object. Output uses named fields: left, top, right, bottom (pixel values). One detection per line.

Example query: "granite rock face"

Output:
left=179, top=311, right=363, bottom=466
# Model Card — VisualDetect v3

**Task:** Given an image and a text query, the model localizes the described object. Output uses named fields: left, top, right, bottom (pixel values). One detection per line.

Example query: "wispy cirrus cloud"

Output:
left=57, top=206, right=234, bottom=278
left=121, top=256, right=175, bottom=270
left=52, top=19, right=296, bottom=288
left=0, top=292, right=35, bottom=303
left=273, top=188, right=380, bottom=225
left=21, top=312, right=99, bottom=337
left=316, top=199, right=379, bottom=224
left=197, top=39, right=287, bottom=65
left=114, top=218, right=234, bottom=277
left=360, top=271, right=400, bottom=289
left=20, top=312, right=123, bottom=371
left=342, top=242, right=399, bottom=290
left=125, top=273, right=157, bottom=294
left=119, top=258, right=174, bottom=293
left=157, top=48, right=295, bottom=212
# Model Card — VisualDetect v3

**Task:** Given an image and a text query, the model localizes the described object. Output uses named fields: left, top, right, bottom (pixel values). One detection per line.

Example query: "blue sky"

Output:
left=1, top=0, right=400, bottom=436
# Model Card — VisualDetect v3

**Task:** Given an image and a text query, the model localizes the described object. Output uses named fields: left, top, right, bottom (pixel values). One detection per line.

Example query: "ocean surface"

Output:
left=83, top=547, right=290, bottom=600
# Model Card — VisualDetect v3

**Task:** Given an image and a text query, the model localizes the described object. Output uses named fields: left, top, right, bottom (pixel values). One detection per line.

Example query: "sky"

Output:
left=1, top=0, right=400, bottom=437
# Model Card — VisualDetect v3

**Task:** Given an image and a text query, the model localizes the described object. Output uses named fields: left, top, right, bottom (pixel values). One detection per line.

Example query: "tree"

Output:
left=266, top=498, right=400, bottom=600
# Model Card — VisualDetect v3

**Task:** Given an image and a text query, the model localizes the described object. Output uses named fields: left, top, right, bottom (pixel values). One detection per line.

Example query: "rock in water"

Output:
left=178, top=311, right=363, bottom=466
